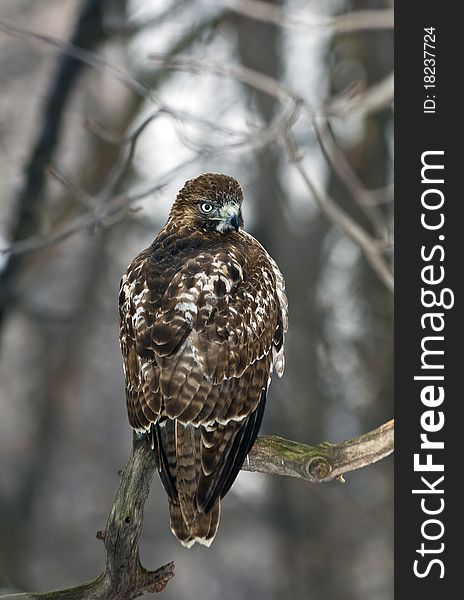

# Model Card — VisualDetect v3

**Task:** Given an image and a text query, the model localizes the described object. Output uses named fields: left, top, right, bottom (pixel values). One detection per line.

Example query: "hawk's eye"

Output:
left=200, top=202, right=214, bottom=214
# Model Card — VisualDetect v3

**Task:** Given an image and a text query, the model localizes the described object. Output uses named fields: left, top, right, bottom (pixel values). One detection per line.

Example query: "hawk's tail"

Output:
left=156, top=401, right=266, bottom=548
left=168, top=498, right=221, bottom=548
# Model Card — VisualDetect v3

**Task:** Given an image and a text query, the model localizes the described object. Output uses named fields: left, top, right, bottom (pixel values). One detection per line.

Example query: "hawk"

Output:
left=119, top=173, right=287, bottom=547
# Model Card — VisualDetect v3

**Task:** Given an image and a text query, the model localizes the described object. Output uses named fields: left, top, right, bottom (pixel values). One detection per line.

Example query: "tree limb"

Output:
left=284, top=132, right=394, bottom=293
left=217, top=0, right=394, bottom=34
left=2, top=420, right=393, bottom=598
left=243, top=420, right=394, bottom=483
left=0, top=30, right=394, bottom=295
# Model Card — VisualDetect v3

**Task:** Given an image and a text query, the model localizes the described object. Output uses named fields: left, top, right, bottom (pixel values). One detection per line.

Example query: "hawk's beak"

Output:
left=217, top=203, right=240, bottom=233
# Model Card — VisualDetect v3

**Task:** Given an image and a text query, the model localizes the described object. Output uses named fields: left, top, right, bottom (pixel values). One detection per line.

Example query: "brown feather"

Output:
left=119, top=173, right=288, bottom=546
left=168, top=498, right=220, bottom=548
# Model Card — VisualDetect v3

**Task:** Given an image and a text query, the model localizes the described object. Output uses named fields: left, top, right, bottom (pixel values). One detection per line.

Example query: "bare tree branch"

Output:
left=0, top=1, right=112, bottom=332
left=0, top=100, right=301, bottom=258
left=0, top=171, right=170, bottom=257
left=217, top=0, right=394, bottom=34
left=0, top=18, right=147, bottom=99
left=0, top=23, right=394, bottom=293
left=1, top=420, right=393, bottom=598
left=313, top=117, right=392, bottom=244
left=149, top=53, right=298, bottom=105
left=327, top=71, right=394, bottom=118
left=284, top=132, right=394, bottom=293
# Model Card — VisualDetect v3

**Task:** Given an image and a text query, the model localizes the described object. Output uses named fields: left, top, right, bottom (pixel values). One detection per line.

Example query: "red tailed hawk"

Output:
left=119, top=173, right=287, bottom=547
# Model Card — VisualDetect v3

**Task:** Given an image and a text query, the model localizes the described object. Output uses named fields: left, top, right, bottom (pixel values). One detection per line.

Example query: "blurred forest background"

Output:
left=0, top=1, right=393, bottom=599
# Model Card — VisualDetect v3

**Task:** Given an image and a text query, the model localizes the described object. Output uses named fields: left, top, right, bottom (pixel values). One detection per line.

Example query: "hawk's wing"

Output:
left=119, top=249, right=161, bottom=433
left=119, top=234, right=287, bottom=514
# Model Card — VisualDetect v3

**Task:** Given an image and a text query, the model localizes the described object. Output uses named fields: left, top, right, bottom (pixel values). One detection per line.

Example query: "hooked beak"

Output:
left=217, top=203, right=240, bottom=233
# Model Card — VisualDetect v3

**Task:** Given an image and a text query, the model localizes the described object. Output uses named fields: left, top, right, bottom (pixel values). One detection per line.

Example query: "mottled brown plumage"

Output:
left=119, top=173, right=287, bottom=547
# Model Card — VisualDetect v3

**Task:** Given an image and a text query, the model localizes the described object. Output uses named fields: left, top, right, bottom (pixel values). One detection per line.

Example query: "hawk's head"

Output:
left=168, top=173, right=244, bottom=234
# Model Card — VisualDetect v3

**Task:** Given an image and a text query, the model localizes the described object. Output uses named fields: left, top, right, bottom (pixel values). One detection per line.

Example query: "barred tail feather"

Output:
left=168, top=498, right=221, bottom=548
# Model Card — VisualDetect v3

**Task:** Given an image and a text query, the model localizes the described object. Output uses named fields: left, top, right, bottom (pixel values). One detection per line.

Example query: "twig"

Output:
left=149, top=53, right=299, bottom=105
left=0, top=181, right=164, bottom=257
left=113, top=0, right=188, bottom=37
left=327, top=71, right=394, bottom=118
left=0, top=99, right=302, bottom=258
left=217, top=0, right=394, bottom=34
left=315, top=125, right=395, bottom=208
left=0, top=19, right=148, bottom=99
left=284, top=132, right=394, bottom=293
left=148, top=54, right=393, bottom=123
left=172, top=100, right=302, bottom=154
left=0, top=25, right=395, bottom=291
left=313, top=117, right=391, bottom=242
left=47, top=166, right=96, bottom=209
left=97, top=111, right=164, bottom=201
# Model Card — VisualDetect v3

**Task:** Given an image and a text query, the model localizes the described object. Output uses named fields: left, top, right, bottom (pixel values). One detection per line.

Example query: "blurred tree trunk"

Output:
left=0, top=3, right=228, bottom=589
left=321, top=0, right=393, bottom=596
left=0, top=0, right=133, bottom=585
left=236, top=2, right=335, bottom=598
